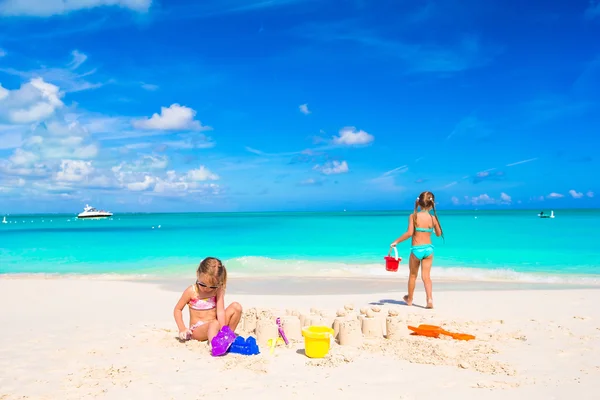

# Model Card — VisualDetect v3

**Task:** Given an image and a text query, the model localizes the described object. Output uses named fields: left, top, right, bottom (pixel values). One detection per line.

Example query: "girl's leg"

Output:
left=191, top=320, right=220, bottom=342
left=225, top=302, right=243, bottom=331
left=421, top=255, right=434, bottom=309
left=404, top=253, right=420, bottom=306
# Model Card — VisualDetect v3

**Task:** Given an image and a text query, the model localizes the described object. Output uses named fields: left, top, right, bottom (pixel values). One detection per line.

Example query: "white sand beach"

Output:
left=1, top=276, right=599, bottom=400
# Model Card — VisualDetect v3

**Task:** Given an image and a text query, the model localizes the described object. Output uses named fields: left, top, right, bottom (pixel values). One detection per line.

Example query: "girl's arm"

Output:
left=216, top=287, right=226, bottom=327
left=390, top=214, right=415, bottom=246
left=173, top=287, right=192, bottom=333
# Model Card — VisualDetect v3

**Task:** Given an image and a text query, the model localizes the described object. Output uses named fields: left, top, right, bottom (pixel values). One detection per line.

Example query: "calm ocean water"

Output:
left=1, top=210, right=599, bottom=284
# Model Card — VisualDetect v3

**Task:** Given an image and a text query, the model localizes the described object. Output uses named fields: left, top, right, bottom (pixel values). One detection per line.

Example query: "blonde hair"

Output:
left=194, top=257, right=227, bottom=293
left=413, top=191, right=444, bottom=241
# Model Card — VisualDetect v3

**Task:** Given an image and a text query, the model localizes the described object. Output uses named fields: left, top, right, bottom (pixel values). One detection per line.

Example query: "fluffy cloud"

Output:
left=55, top=160, right=94, bottom=182
left=2, top=50, right=104, bottom=93
left=0, top=0, right=151, bottom=17
left=132, top=104, right=211, bottom=131
left=0, top=118, right=100, bottom=179
left=500, top=192, right=512, bottom=203
left=314, top=160, right=349, bottom=175
left=587, top=191, right=595, bottom=198
left=0, top=55, right=226, bottom=204
left=186, top=166, right=219, bottom=181
left=112, top=160, right=220, bottom=196
left=569, top=189, right=584, bottom=199
left=458, top=192, right=512, bottom=206
left=299, top=103, right=311, bottom=115
left=547, top=192, right=564, bottom=199
left=332, top=126, right=374, bottom=146
left=0, top=78, right=64, bottom=124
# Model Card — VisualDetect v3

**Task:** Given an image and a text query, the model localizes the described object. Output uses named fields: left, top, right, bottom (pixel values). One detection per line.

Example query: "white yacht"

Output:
left=77, top=205, right=113, bottom=219
left=1, top=216, right=7, bottom=224
left=538, top=210, right=555, bottom=219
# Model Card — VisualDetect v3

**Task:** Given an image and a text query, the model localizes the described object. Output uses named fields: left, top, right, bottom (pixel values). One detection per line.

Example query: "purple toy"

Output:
left=211, top=326, right=237, bottom=357
left=276, top=317, right=289, bottom=345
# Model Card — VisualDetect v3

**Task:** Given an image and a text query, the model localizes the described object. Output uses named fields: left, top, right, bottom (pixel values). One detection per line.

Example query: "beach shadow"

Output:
left=296, top=349, right=306, bottom=356
left=374, top=298, right=428, bottom=309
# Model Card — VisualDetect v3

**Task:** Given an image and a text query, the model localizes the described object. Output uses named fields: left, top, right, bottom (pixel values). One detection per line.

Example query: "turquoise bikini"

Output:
left=411, top=226, right=435, bottom=260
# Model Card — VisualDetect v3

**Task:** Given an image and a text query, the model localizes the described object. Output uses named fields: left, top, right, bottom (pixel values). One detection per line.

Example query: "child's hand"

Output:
left=179, top=329, right=192, bottom=341
left=390, top=242, right=397, bottom=247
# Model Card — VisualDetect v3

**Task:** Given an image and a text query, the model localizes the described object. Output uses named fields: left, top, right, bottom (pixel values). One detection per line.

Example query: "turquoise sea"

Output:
left=1, top=210, right=599, bottom=284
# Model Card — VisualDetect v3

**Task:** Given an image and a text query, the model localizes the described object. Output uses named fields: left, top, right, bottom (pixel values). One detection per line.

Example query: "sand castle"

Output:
left=237, top=302, right=406, bottom=351
left=385, top=308, right=404, bottom=340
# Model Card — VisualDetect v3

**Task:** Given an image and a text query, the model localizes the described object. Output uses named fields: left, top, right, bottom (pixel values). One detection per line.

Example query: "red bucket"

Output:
left=385, top=247, right=402, bottom=272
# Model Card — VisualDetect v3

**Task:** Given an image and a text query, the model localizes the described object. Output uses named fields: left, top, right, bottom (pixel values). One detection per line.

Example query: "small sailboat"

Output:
left=1, top=216, right=7, bottom=224
left=538, top=210, right=555, bottom=219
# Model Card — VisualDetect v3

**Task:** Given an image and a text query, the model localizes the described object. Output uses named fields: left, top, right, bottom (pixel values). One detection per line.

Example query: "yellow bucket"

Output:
left=302, top=326, right=334, bottom=358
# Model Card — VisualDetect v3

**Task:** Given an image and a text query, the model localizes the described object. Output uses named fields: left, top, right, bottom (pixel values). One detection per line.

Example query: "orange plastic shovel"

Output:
left=407, top=324, right=475, bottom=341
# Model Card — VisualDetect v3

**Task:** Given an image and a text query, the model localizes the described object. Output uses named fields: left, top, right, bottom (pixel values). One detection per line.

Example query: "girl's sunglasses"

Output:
left=196, top=280, right=220, bottom=290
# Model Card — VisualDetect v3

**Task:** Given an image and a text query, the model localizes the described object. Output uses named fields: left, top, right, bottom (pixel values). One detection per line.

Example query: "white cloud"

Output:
left=127, top=175, right=155, bottom=191
left=186, top=166, right=219, bottom=181
left=443, top=181, right=457, bottom=189
left=332, top=126, right=374, bottom=146
left=569, top=189, right=584, bottom=199
left=141, top=83, right=159, bottom=91
left=451, top=196, right=460, bottom=205
left=55, top=159, right=94, bottom=182
left=110, top=158, right=220, bottom=197
left=1, top=51, right=103, bottom=93
left=68, top=50, right=88, bottom=70
left=298, top=178, right=323, bottom=186
left=547, top=192, right=564, bottom=199
left=469, top=194, right=494, bottom=205
left=587, top=191, right=595, bottom=198
left=132, top=104, right=211, bottom=131
left=113, top=155, right=168, bottom=172
left=506, top=157, right=538, bottom=167
left=0, top=78, right=64, bottom=124
left=382, top=165, right=408, bottom=176
left=314, top=160, right=349, bottom=175
left=500, top=192, right=511, bottom=203
left=461, top=193, right=512, bottom=206
left=299, top=103, right=311, bottom=115
left=0, top=0, right=152, bottom=17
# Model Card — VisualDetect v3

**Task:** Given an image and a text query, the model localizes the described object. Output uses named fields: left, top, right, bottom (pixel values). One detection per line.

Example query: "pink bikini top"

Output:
left=189, top=296, right=216, bottom=311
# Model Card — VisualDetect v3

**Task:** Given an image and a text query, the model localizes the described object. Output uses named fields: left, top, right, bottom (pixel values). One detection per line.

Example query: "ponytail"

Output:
left=432, top=201, right=445, bottom=243
left=412, top=198, right=419, bottom=234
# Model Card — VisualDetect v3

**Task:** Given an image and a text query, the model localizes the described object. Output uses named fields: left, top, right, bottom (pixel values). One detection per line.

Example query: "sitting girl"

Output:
left=173, top=257, right=243, bottom=342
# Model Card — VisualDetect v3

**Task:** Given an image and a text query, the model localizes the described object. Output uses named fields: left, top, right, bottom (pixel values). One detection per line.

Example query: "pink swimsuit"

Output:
left=188, top=296, right=217, bottom=331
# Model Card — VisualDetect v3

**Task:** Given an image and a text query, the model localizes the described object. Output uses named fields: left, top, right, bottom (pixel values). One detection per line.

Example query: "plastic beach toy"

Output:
left=408, top=324, right=475, bottom=341
left=276, top=317, right=289, bottom=345
left=267, top=337, right=285, bottom=355
left=302, top=326, right=334, bottom=358
left=408, top=324, right=441, bottom=338
left=228, top=336, right=260, bottom=355
left=385, top=247, right=402, bottom=272
left=211, top=326, right=237, bottom=356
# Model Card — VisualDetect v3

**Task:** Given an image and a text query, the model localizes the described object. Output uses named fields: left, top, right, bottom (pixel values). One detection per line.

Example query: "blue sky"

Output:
left=0, top=0, right=599, bottom=213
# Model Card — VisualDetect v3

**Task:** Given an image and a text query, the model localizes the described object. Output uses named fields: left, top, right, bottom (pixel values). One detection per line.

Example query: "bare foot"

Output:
left=403, top=295, right=413, bottom=306
left=426, top=300, right=434, bottom=309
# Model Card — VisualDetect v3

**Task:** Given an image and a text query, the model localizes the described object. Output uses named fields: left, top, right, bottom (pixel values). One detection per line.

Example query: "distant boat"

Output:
left=77, top=204, right=113, bottom=219
left=538, top=210, right=555, bottom=219
left=1, top=216, right=6, bottom=224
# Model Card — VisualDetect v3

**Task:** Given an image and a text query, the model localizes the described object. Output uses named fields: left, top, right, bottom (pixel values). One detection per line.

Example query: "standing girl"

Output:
left=390, top=191, right=444, bottom=309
